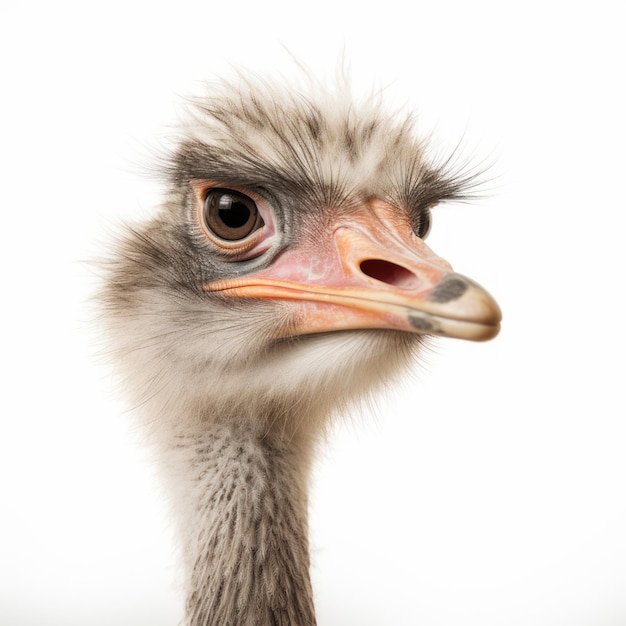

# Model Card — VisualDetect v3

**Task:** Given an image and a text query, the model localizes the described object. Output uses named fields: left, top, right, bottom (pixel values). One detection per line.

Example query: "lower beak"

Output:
left=204, top=203, right=501, bottom=342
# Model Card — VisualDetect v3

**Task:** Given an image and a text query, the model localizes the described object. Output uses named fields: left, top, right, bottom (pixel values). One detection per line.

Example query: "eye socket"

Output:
left=416, top=208, right=432, bottom=239
left=203, top=188, right=264, bottom=241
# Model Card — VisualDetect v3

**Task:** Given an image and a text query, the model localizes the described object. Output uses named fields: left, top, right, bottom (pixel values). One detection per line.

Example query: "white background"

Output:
left=1, top=1, right=625, bottom=625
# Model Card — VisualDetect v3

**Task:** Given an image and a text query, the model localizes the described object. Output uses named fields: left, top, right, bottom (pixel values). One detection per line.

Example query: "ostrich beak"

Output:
left=205, top=201, right=501, bottom=341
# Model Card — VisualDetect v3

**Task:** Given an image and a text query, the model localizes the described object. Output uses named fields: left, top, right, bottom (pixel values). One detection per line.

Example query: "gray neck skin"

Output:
left=174, top=419, right=317, bottom=626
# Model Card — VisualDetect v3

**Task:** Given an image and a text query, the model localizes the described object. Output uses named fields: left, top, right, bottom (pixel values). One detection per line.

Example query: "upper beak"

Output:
left=204, top=201, right=501, bottom=342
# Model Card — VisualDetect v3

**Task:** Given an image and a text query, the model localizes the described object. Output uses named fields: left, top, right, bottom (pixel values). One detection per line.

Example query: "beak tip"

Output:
left=417, top=273, right=502, bottom=342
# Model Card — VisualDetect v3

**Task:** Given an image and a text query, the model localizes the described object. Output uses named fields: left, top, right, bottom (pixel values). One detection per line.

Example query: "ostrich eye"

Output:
left=416, top=208, right=432, bottom=239
left=203, top=189, right=263, bottom=241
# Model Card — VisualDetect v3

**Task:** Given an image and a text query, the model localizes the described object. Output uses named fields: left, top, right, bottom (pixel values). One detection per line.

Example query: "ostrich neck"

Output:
left=172, top=419, right=317, bottom=626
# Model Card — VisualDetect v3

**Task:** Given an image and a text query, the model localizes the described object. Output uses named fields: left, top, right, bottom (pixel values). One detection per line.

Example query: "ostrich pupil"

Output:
left=218, top=195, right=251, bottom=228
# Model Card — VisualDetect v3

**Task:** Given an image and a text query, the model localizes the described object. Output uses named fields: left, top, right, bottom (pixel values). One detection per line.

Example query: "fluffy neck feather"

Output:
left=165, top=419, right=317, bottom=626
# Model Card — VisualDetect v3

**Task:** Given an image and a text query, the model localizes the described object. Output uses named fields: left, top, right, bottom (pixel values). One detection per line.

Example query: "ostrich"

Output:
left=100, top=72, right=501, bottom=626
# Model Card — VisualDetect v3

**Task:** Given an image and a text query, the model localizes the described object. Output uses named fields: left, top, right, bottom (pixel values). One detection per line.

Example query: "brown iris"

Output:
left=203, top=189, right=263, bottom=241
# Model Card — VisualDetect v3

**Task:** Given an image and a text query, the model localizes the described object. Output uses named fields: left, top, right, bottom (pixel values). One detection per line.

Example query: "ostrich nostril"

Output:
left=359, top=259, right=420, bottom=290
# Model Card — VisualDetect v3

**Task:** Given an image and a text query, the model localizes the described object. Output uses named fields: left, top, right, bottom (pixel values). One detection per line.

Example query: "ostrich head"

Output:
left=100, top=71, right=501, bottom=625
left=102, top=75, right=499, bottom=438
